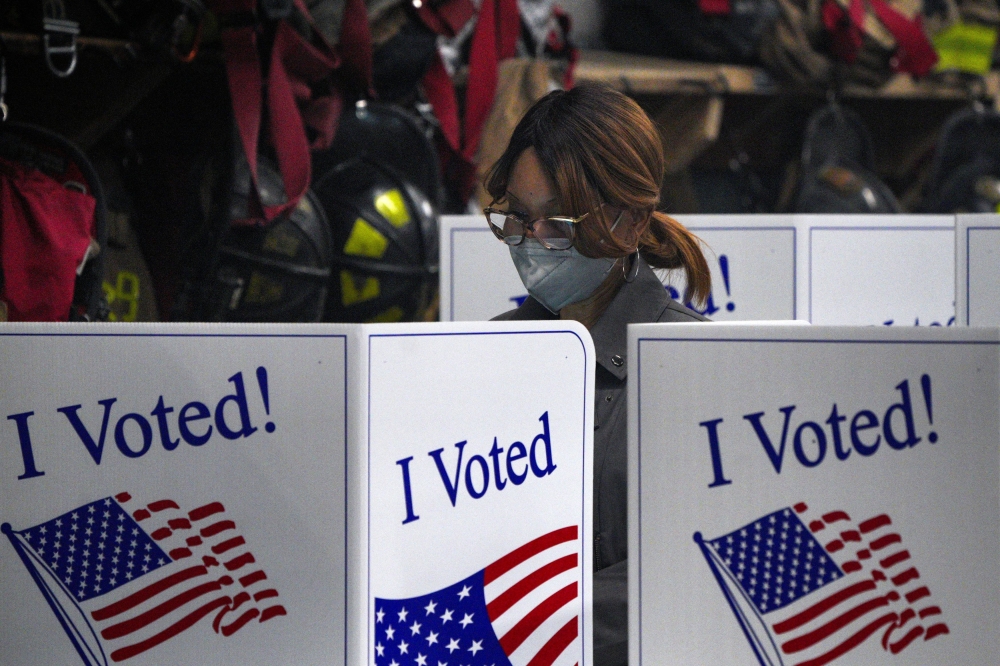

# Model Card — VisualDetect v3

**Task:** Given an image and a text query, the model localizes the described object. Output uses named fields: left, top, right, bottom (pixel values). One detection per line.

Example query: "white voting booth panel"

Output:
left=0, top=323, right=351, bottom=666
left=799, top=215, right=955, bottom=326
left=440, top=214, right=798, bottom=322
left=956, top=214, right=1000, bottom=326
left=628, top=324, right=999, bottom=666
left=355, top=321, right=595, bottom=666
left=440, top=215, right=527, bottom=322
left=440, top=214, right=956, bottom=325
left=661, top=216, right=797, bottom=321
left=0, top=321, right=594, bottom=666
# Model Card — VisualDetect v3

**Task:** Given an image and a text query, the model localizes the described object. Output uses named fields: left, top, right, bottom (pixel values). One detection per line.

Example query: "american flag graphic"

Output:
left=695, top=503, right=948, bottom=666
left=2, top=492, right=285, bottom=665
left=374, top=525, right=581, bottom=666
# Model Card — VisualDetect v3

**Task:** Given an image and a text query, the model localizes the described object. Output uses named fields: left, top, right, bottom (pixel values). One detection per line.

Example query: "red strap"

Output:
left=868, top=0, right=938, bottom=75
left=219, top=26, right=266, bottom=222
left=823, top=0, right=938, bottom=75
left=462, top=0, right=519, bottom=160
left=497, top=0, right=520, bottom=60
left=423, top=55, right=462, bottom=154
left=337, top=0, right=375, bottom=96
left=418, top=0, right=519, bottom=201
left=463, top=0, right=500, bottom=161
left=263, top=21, right=322, bottom=223
left=549, top=6, right=578, bottom=88
left=415, top=0, right=476, bottom=36
left=823, top=0, right=866, bottom=63
left=699, top=0, right=732, bottom=15
left=217, top=2, right=340, bottom=225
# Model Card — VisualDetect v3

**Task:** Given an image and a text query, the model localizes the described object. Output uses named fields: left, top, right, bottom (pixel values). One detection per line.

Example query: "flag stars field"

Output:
left=375, top=573, right=507, bottom=665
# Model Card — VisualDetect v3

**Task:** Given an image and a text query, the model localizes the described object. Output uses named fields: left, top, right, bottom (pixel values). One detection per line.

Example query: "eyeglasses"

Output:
left=483, top=206, right=590, bottom=250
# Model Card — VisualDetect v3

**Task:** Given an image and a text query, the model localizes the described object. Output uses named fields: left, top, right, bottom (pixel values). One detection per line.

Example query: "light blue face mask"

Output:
left=509, top=240, right=618, bottom=313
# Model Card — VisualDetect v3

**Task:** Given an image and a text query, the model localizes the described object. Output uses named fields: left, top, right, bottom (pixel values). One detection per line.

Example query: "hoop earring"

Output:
left=623, top=249, right=640, bottom=283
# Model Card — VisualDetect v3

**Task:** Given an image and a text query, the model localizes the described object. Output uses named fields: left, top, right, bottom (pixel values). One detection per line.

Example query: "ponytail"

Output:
left=640, top=212, right=711, bottom=307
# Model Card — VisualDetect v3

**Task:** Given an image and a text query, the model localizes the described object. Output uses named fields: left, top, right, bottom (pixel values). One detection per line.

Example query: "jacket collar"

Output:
left=589, top=258, right=672, bottom=380
left=505, top=258, right=673, bottom=380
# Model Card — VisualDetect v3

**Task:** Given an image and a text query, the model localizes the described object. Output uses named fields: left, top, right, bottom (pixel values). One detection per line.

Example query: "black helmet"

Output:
left=313, top=100, right=443, bottom=210
left=795, top=103, right=901, bottom=214
left=197, top=154, right=334, bottom=322
left=314, top=156, right=438, bottom=323
left=921, top=105, right=1000, bottom=213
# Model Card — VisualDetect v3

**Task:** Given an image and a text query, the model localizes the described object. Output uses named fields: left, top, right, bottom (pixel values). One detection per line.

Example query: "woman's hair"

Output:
left=484, top=83, right=711, bottom=306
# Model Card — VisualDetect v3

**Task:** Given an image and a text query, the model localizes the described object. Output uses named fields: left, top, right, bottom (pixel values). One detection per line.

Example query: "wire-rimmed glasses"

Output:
left=483, top=207, right=590, bottom=250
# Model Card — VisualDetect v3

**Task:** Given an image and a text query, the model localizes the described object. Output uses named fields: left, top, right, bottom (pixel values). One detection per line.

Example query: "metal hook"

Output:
left=43, top=17, right=80, bottom=78
left=0, top=34, right=7, bottom=121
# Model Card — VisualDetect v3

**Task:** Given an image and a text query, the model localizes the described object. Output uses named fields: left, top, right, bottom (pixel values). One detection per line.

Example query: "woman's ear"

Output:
left=610, top=208, right=645, bottom=244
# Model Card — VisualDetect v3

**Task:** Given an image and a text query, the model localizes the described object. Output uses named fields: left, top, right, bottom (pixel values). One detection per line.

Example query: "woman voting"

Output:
left=486, top=84, right=713, bottom=666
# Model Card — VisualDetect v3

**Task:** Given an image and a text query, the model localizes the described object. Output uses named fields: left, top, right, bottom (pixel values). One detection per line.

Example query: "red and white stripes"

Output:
left=484, top=525, right=581, bottom=666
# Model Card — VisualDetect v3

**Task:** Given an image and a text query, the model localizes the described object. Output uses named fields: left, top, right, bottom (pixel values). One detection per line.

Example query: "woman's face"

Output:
left=503, top=148, right=560, bottom=225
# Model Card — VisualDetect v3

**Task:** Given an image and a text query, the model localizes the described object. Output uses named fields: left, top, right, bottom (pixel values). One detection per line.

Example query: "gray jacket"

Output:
left=493, top=258, right=707, bottom=666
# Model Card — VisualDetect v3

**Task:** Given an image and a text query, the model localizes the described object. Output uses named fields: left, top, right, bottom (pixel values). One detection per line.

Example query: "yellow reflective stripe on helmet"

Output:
left=374, top=189, right=411, bottom=228
left=245, top=272, right=284, bottom=304
left=366, top=306, right=405, bottom=323
left=344, top=217, right=389, bottom=258
left=340, top=270, right=380, bottom=306
left=933, top=22, right=998, bottom=74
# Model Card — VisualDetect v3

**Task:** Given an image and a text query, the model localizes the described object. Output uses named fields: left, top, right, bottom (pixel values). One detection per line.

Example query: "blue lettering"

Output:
left=701, top=418, right=731, bottom=488
left=884, top=380, right=921, bottom=449
left=403, top=413, right=558, bottom=520
left=826, top=405, right=850, bottom=460
left=178, top=402, right=212, bottom=446
left=215, top=372, right=258, bottom=440
left=115, top=413, right=153, bottom=458
left=851, top=410, right=881, bottom=455
left=429, top=441, right=467, bottom=507
left=793, top=421, right=826, bottom=468
left=465, top=455, right=490, bottom=499
left=8, top=411, right=44, bottom=479
left=529, top=412, right=557, bottom=477
left=396, top=456, right=420, bottom=524
left=57, top=398, right=118, bottom=465
left=488, top=437, right=507, bottom=490
left=743, top=406, right=796, bottom=474
left=507, top=442, right=528, bottom=485
left=151, top=396, right=180, bottom=451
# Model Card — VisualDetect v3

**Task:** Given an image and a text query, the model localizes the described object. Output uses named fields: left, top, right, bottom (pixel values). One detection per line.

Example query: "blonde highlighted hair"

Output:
left=484, top=83, right=711, bottom=305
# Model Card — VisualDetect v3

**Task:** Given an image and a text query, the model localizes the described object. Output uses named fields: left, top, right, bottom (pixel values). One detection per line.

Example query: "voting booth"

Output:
left=628, top=323, right=999, bottom=665
left=956, top=214, right=1000, bottom=326
left=440, top=214, right=956, bottom=325
left=799, top=215, right=955, bottom=326
left=439, top=214, right=799, bottom=322
left=0, top=321, right=594, bottom=666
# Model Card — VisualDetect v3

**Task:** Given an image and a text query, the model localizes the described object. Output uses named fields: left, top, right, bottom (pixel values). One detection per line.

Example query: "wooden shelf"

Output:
left=575, top=50, right=1000, bottom=101
left=0, top=31, right=139, bottom=58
